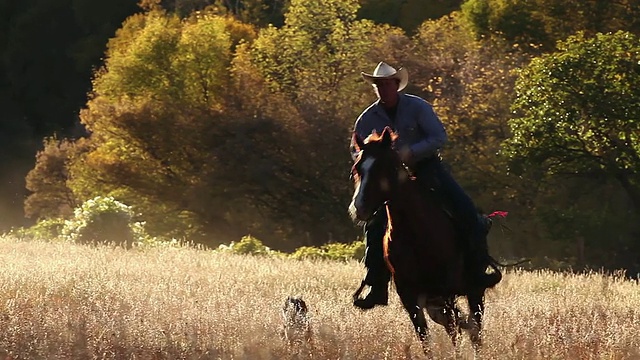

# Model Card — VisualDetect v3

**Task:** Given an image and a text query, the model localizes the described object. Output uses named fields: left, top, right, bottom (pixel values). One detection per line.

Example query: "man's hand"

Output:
left=398, top=146, right=413, bottom=165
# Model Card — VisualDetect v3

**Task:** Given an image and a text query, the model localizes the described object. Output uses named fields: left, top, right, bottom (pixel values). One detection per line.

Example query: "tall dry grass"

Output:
left=0, top=236, right=638, bottom=359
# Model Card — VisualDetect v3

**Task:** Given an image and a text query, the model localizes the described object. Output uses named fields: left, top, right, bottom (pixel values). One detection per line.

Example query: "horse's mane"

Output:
left=364, top=128, right=399, bottom=144
left=352, top=128, right=400, bottom=179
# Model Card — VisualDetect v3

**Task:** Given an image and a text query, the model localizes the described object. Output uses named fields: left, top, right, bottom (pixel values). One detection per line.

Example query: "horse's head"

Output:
left=349, top=127, right=406, bottom=222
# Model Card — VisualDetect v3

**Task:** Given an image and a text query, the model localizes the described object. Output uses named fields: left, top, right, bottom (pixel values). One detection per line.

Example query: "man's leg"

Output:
left=353, top=209, right=391, bottom=310
left=416, top=161, right=500, bottom=288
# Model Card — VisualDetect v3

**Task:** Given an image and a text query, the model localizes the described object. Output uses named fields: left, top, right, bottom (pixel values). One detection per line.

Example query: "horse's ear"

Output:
left=352, top=131, right=365, bottom=151
left=381, top=127, right=393, bottom=147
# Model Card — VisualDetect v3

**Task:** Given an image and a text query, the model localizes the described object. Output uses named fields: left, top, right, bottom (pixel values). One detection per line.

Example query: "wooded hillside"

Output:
left=2, top=0, right=639, bottom=274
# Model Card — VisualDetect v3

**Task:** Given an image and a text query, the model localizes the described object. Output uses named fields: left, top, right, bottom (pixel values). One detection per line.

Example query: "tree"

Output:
left=405, top=12, right=535, bottom=259
left=421, top=17, right=530, bottom=192
left=217, top=0, right=289, bottom=27
left=461, top=0, right=549, bottom=52
left=139, top=0, right=289, bottom=26
left=461, top=0, right=640, bottom=53
left=502, top=31, right=640, bottom=272
left=24, top=137, right=86, bottom=220
left=68, top=10, right=247, bottom=242
left=231, top=0, right=413, bottom=247
left=92, top=11, right=183, bottom=102
left=504, top=31, right=640, bottom=209
left=358, top=0, right=463, bottom=34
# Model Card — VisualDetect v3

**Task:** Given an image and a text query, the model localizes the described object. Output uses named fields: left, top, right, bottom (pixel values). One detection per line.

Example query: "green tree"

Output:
left=93, top=11, right=183, bottom=102
left=504, top=31, right=640, bottom=209
left=418, top=16, right=528, bottom=198
left=502, top=31, right=640, bottom=271
left=140, top=0, right=289, bottom=26
left=216, top=0, right=289, bottom=27
left=461, top=0, right=548, bottom=52
left=0, top=0, right=139, bottom=231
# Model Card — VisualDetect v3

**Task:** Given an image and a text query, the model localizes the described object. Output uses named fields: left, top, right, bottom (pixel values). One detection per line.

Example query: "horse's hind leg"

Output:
left=465, top=289, right=486, bottom=352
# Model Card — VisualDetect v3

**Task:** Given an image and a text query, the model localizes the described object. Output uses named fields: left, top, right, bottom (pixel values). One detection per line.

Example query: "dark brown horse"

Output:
left=349, top=128, right=493, bottom=357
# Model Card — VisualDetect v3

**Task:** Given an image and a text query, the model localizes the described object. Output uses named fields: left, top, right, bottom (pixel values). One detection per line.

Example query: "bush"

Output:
left=61, top=196, right=137, bottom=247
left=217, top=235, right=278, bottom=256
left=289, top=246, right=331, bottom=260
left=290, top=241, right=365, bottom=261
left=322, top=241, right=365, bottom=261
left=29, top=218, right=67, bottom=240
left=4, top=218, right=66, bottom=241
left=217, top=237, right=365, bottom=262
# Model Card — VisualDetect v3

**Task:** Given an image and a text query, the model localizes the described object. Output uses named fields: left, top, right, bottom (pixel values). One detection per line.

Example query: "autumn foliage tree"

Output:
left=52, top=0, right=408, bottom=248
left=65, top=10, right=258, bottom=243
left=24, top=137, right=85, bottom=220
left=228, top=0, right=410, bottom=246
left=461, top=0, right=640, bottom=53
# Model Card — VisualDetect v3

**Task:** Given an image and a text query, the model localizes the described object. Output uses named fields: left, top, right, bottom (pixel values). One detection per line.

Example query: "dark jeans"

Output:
left=362, top=158, right=485, bottom=285
left=363, top=209, right=391, bottom=285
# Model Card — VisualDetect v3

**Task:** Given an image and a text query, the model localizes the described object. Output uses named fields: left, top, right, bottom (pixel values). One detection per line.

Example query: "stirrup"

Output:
left=353, top=283, right=389, bottom=310
left=352, top=281, right=367, bottom=302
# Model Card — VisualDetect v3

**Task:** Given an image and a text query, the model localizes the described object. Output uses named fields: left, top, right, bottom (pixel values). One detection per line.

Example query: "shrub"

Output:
left=3, top=218, right=67, bottom=241
left=322, top=241, right=365, bottom=261
left=289, top=246, right=331, bottom=260
left=217, top=235, right=278, bottom=256
left=290, top=241, right=365, bottom=261
left=61, top=196, right=136, bottom=247
left=28, top=218, right=67, bottom=240
left=217, top=237, right=365, bottom=261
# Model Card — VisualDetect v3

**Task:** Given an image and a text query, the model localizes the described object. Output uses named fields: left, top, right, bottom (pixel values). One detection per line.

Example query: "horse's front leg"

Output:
left=426, top=298, right=461, bottom=349
left=398, top=290, right=432, bottom=357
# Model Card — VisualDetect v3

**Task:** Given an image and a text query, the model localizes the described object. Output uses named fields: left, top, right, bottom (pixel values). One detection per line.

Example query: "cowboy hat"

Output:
left=361, top=61, right=408, bottom=91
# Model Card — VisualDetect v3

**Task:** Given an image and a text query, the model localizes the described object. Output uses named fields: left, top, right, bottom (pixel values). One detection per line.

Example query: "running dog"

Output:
left=281, top=296, right=312, bottom=346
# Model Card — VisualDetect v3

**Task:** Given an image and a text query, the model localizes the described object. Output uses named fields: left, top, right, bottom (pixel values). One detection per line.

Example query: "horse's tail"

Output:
left=482, top=257, right=529, bottom=289
left=484, top=211, right=530, bottom=268
left=489, top=257, right=531, bottom=268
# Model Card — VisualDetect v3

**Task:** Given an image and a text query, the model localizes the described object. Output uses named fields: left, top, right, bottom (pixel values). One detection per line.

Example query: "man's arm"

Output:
left=409, top=102, right=447, bottom=161
left=350, top=135, right=360, bottom=161
left=350, top=116, right=367, bottom=161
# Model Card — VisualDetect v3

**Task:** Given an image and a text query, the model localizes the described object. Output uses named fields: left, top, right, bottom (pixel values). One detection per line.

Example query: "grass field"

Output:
left=0, top=236, right=638, bottom=359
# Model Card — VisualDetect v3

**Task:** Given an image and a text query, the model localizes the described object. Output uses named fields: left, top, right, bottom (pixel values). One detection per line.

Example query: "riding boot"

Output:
left=353, top=209, right=391, bottom=310
left=353, top=273, right=390, bottom=310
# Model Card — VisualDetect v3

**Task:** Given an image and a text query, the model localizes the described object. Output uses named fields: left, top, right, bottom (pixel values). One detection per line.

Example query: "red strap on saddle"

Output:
left=487, top=211, right=508, bottom=219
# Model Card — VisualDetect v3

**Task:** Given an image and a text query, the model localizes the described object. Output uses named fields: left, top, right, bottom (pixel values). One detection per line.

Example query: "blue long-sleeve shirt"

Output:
left=351, top=93, right=447, bottom=161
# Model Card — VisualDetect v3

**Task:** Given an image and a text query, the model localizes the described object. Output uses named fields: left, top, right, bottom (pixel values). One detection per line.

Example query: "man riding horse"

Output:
left=351, top=61, right=501, bottom=310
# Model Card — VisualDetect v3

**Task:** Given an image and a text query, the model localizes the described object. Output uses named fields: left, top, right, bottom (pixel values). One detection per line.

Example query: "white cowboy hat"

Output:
left=361, top=61, right=408, bottom=91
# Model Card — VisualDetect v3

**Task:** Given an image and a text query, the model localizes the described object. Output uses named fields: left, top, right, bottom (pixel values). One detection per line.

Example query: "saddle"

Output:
left=411, top=171, right=486, bottom=251
left=414, top=171, right=457, bottom=223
